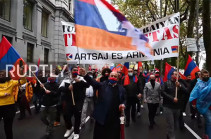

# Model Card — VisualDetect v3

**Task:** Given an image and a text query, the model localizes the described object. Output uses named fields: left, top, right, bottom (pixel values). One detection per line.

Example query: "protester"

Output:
left=144, top=74, right=161, bottom=129
left=99, top=68, right=112, bottom=82
left=84, top=71, right=125, bottom=139
left=40, top=74, right=59, bottom=137
left=155, top=71, right=164, bottom=115
left=60, top=67, right=89, bottom=139
left=162, top=71, right=188, bottom=139
left=190, top=71, right=202, bottom=125
left=32, top=71, right=47, bottom=113
left=138, top=68, right=146, bottom=111
left=0, top=69, right=26, bottom=139
left=16, top=82, right=32, bottom=120
left=189, top=69, right=211, bottom=139
left=81, top=71, right=95, bottom=127
left=123, top=68, right=142, bottom=127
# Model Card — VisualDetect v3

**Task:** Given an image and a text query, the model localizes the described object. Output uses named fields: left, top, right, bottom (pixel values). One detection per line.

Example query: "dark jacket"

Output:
left=84, top=74, right=126, bottom=125
left=41, top=82, right=59, bottom=107
left=162, top=79, right=188, bottom=109
left=59, top=77, right=89, bottom=107
left=123, top=76, right=142, bottom=98
left=32, top=77, right=47, bottom=96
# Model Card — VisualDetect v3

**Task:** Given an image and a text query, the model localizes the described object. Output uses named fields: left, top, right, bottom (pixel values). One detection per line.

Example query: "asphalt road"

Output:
left=0, top=105, right=204, bottom=139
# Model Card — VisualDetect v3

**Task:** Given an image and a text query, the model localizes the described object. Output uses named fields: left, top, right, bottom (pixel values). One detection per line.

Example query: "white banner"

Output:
left=62, top=13, right=180, bottom=64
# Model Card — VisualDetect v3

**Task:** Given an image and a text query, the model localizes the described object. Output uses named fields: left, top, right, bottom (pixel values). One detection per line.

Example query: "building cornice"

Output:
left=0, top=22, right=16, bottom=35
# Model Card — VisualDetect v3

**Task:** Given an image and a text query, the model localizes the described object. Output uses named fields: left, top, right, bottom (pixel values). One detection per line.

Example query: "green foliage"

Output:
left=112, top=0, right=204, bottom=72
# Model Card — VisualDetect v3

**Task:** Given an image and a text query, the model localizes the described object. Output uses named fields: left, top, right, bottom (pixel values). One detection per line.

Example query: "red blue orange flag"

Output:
left=184, top=55, right=200, bottom=79
left=121, top=62, right=129, bottom=76
left=74, top=0, right=153, bottom=57
left=0, top=37, right=26, bottom=79
left=163, top=62, right=176, bottom=82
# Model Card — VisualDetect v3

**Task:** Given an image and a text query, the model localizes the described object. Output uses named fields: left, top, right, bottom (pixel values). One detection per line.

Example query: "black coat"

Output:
left=123, top=76, right=142, bottom=98
left=84, top=74, right=126, bottom=125
left=41, top=82, right=59, bottom=107
left=59, top=77, right=89, bottom=108
left=162, top=79, right=188, bottom=109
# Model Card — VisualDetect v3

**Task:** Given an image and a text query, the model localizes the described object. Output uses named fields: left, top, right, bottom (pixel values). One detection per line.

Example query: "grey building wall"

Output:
left=0, top=0, right=74, bottom=64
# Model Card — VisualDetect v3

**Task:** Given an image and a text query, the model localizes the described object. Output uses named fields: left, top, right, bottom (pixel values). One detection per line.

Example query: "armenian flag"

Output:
left=0, top=37, right=26, bottom=79
left=163, top=62, right=176, bottom=82
left=74, top=0, right=153, bottom=57
left=184, top=55, right=200, bottom=79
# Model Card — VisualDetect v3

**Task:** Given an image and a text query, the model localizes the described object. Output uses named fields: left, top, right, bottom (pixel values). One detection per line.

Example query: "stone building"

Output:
left=0, top=0, right=74, bottom=64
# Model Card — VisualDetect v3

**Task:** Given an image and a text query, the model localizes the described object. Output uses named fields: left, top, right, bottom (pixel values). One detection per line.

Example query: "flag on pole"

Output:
left=0, top=37, right=26, bottom=80
left=74, top=0, right=153, bottom=57
left=121, top=62, right=129, bottom=76
left=163, top=62, right=176, bottom=82
left=184, top=55, right=200, bottom=79
left=179, top=72, right=187, bottom=80
left=36, top=58, right=40, bottom=76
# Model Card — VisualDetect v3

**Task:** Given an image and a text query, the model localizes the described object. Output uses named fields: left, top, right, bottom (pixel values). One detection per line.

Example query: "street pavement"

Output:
left=0, top=105, right=204, bottom=139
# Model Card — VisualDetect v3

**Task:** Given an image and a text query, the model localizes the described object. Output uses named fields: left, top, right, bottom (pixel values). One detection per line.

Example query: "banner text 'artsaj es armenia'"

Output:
left=62, top=0, right=180, bottom=64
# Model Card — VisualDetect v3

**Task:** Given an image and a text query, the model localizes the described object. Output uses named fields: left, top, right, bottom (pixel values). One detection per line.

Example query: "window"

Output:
left=23, top=0, right=33, bottom=31
left=41, top=10, right=48, bottom=37
left=0, top=0, right=11, bottom=21
left=44, top=48, right=49, bottom=64
left=27, top=43, right=34, bottom=63
left=2, top=35, right=13, bottom=44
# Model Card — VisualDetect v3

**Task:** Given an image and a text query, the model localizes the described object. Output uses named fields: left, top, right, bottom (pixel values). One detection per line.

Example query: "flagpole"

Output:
left=65, top=64, right=76, bottom=106
left=175, top=0, right=180, bottom=99
left=28, top=68, right=47, bottom=91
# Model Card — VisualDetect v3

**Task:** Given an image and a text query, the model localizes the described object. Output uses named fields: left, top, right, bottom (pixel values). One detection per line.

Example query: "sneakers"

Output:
left=54, top=121, right=61, bottom=127
left=64, top=129, right=71, bottom=138
left=67, top=132, right=79, bottom=139
left=183, top=112, right=186, bottom=117
left=137, top=112, right=141, bottom=117
left=141, top=105, right=144, bottom=108
left=73, top=134, right=79, bottom=139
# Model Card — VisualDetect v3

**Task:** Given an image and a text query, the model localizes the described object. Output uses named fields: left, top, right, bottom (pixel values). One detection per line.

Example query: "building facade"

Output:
left=0, top=0, right=74, bottom=64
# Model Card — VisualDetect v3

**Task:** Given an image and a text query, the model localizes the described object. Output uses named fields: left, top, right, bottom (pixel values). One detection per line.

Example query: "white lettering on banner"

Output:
left=61, top=13, right=180, bottom=64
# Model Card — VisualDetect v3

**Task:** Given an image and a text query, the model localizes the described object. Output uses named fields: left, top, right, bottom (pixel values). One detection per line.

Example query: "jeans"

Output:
left=41, top=106, right=57, bottom=134
left=203, top=109, right=211, bottom=138
left=164, top=107, right=180, bottom=139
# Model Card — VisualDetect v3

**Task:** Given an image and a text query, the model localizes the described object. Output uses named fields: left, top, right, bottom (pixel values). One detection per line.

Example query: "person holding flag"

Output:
left=162, top=71, right=188, bottom=139
left=83, top=71, right=126, bottom=139
left=0, top=36, right=28, bottom=139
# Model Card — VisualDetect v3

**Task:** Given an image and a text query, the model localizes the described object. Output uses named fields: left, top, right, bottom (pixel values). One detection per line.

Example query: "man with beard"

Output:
left=189, top=69, right=211, bottom=139
left=162, top=71, right=188, bottom=139
left=123, top=68, right=142, bottom=127
left=32, top=70, right=47, bottom=113
left=0, top=69, right=26, bottom=139
left=84, top=71, right=125, bottom=139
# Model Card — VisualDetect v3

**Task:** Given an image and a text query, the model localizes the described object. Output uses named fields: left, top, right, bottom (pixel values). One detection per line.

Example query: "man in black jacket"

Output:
left=59, top=67, right=89, bottom=139
left=123, top=68, right=142, bottom=127
left=162, top=71, right=188, bottom=139
left=40, top=75, right=59, bottom=137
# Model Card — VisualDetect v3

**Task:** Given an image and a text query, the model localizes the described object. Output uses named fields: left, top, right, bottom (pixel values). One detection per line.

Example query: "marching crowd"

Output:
left=0, top=66, right=211, bottom=139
